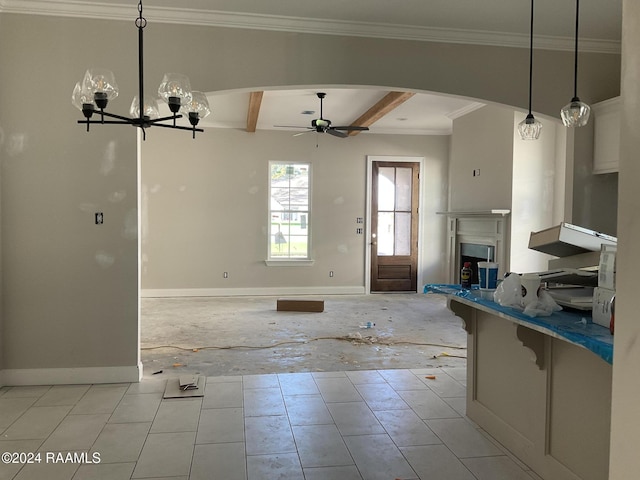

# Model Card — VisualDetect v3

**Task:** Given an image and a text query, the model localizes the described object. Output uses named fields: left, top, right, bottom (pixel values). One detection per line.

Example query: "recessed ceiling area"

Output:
left=197, top=88, right=485, bottom=136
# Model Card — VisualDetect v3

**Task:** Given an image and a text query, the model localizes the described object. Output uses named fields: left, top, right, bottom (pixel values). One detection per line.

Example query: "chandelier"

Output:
left=72, top=0, right=211, bottom=140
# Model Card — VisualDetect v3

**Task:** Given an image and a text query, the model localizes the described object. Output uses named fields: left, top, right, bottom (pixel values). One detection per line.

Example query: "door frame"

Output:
left=366, top=155, right=425, bottom=294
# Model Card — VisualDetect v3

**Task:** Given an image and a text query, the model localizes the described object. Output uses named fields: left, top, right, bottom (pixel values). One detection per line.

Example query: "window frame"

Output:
left=266, top=161, right=313, bottom=265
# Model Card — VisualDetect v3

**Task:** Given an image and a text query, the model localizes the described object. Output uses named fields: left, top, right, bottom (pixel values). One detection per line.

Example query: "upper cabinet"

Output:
left=592, top=97, right=620, bottom=174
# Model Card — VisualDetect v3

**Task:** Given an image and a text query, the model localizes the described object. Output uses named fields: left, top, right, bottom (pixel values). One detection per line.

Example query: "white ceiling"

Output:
left=5, top=0, right=621, bottom=136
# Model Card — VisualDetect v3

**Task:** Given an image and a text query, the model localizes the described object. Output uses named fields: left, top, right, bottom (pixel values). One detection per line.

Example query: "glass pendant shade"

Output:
left=561, top=97, right=591, bottom=127
left=181, top=91, right=211, bottom=123
left=158, top=73, right=192, bottom=112
left=71, top=81, right=95, bottom=112
left=129, top=95, right=159, bottom=119
left=85, top=69, right=119, bottom=101
left=518, top=113, right=543, bottom=140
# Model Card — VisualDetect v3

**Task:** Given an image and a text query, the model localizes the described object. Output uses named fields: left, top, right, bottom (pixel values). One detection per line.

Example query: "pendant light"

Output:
left=560, top=0, right=590, bottom=127
left=518, top=0, right=542, bottom=140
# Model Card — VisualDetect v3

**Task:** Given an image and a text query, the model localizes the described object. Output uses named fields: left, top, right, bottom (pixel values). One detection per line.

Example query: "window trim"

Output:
left=267, top=161, right=312, bottom=263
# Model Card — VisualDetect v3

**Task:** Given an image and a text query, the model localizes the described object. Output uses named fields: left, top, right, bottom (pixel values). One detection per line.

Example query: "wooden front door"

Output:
left=370, top=161, right=420, bottom=292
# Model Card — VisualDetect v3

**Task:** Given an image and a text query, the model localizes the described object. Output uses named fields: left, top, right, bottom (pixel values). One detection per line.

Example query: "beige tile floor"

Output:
left=0, top=368, right=543, bottom=480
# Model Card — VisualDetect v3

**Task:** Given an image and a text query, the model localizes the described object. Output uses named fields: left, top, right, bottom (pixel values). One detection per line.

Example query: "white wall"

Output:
left=510, top=115, right=567, bottom=273
left=140, top=128, right=450, bottom=294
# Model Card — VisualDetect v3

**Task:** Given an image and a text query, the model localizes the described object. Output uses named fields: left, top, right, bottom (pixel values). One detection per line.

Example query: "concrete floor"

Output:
left=140, top=293, right=467, bottom=379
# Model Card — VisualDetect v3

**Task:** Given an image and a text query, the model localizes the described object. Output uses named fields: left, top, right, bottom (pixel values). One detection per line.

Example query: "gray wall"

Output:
left=609, top=1, right=640, bottom=477
left=0, top=14, right=140, bottom=376
left=449, top=104, right=515, bottom=211
left=0, top=11, right=621, bottom=381
left=141, top=129, right=449, bottom=292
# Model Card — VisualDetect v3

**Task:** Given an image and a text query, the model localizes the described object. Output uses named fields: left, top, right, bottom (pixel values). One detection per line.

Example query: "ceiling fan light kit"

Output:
left=72, top=0, right=211, bottom=140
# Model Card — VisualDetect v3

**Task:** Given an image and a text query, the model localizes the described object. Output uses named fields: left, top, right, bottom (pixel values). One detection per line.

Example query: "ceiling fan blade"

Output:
left=274, top=125, right=310, bottom=129
left=327, top=128, right=348, bottom=138
left=293, top=130, right=315, bottom=137
left=331, top=126, right=370, bottom=131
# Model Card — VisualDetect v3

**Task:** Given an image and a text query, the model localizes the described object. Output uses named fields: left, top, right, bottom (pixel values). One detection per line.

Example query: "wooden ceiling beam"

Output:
left=246, top=91, right=264, bottom=133
left=348, top=91, right=415, bottom=136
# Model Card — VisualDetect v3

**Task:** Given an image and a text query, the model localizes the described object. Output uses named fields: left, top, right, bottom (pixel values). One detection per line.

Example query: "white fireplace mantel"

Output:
left=443, top=211, right=511, bottom=283
left=437, top=209, right=511, bottom=217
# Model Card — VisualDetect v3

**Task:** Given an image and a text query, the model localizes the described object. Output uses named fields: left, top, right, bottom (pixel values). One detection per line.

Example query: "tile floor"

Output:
left=0, top=367, right=543, bottom=480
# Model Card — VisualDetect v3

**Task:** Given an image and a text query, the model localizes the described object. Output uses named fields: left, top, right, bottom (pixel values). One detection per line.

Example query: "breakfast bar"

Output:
left=425, top=285, right=613, bottom=480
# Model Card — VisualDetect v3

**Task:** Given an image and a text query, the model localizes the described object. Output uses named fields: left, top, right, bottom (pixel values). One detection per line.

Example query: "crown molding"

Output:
left=447, top=102, right=486, bottom=120
left=0, top=0, right=620, bottom=54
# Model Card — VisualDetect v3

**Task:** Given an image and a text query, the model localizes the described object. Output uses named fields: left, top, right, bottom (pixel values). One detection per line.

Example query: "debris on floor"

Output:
left=163, top=375, right=206, bottom=399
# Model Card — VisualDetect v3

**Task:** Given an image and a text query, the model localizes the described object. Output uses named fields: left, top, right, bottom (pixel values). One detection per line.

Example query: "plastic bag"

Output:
left=493, top=273, right=522, bottom=307
left=493, top=272, right=562, bottom=317
left=522, top=289, right=562, bottom=317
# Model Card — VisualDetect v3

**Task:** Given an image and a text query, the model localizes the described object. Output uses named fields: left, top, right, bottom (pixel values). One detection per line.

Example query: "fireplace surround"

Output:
left=440, top=210, right=510, bottom=284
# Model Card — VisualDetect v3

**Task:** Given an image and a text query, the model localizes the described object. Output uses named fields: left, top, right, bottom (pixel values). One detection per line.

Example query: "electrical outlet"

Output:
left=356, top=228, right=363, bottom=234
left=473, top=169, right=481, bottom=177
left=329, top=271, right=334, bottom=277
left=223, top=272, right=228, bottom=279
left=95, top=212, right=104, bottom=224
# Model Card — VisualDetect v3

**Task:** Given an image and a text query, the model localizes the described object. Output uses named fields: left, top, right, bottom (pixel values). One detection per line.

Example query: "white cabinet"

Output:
left=592, top=96, right=620, bottom=174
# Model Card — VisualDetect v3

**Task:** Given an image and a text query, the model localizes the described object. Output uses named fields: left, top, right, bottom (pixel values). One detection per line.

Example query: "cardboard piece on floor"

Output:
left=277, top=298, right=324, bottom=312
left=163, top=375, right=206, bottom=398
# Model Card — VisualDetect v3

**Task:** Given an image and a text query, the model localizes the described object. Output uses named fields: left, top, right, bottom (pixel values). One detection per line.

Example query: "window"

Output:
left=268, top=162, right=311, bottom=260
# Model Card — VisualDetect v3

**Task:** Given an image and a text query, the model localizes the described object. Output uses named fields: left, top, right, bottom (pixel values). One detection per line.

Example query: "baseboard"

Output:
left=140, top=286, right=366, bottom=298
left=1, top=363, right=143, bottom=386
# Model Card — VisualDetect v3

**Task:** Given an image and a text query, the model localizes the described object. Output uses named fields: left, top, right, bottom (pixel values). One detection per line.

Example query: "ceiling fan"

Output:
left=278, top=92, right=369, bottom=138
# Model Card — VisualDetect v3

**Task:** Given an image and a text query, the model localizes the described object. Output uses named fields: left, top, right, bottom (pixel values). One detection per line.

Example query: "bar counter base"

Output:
left=448, top=296, right=611, bottom=480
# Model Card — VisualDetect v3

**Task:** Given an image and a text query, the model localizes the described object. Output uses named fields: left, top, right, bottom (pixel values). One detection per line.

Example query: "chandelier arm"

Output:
left=149, top=114, right=184, bottom=123
left=78, top=120, right=135, bottom=125
left=99, top=111, right=138, bottom=122
left=152, top=123, right=204, bottom=133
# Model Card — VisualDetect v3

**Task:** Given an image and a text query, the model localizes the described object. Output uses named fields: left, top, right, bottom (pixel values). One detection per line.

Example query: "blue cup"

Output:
left=478, top=262, right=499, bottom=290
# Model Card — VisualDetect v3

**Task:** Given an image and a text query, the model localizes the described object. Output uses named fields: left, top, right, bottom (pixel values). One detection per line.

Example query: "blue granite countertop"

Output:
left=424, top=284, right=613, bottom=364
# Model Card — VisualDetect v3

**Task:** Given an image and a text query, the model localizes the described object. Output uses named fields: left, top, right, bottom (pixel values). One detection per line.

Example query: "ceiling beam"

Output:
left=348, top=91, right=415, bottom=136
left=246, top=91, right=264, bottom=133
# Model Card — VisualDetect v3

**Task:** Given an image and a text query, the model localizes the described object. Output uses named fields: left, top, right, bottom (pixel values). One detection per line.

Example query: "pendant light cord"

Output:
left=527, top=0, right=534, bottom=115
left=573, top=0, right=580, bottom=99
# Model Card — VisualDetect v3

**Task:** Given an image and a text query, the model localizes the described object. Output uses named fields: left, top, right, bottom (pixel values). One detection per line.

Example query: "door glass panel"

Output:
left=395, top=212, right=411, bottom=256
left=377, top=212, right=394, bottom=256
left=378, top=167, right=395, bottom=211
left=395, top=167, right=412, bottom=211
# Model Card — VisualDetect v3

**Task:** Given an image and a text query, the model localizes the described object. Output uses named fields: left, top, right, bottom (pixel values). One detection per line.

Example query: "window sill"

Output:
left=264, top=259, right=315, bottom=267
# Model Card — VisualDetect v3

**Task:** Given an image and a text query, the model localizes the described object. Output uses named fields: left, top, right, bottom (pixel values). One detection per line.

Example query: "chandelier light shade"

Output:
left=518, top=0, right=542, bottom=140
left=72, top=1, right=210, bottom=139
left=560, top=0, right=590, bottom=127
